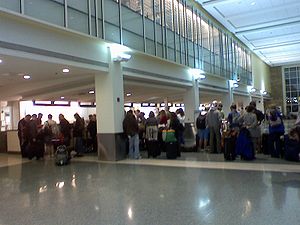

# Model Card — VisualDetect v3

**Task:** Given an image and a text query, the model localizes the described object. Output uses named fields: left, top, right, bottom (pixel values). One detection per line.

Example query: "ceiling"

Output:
left=197, top=0, right=300, bottom=66
left=0, top=54, right=191, bottom=104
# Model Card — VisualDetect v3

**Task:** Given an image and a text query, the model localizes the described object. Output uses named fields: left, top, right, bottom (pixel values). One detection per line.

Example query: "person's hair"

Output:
left=38, top=113, right=43, bottom=117
left=48, top=114, right=53, bottom=119
left=127, top=110, right=133, bottom=115
left=230, top=104, right=237, bottom=110
left=74, top=113, right=80, bottom=119
left=170, top=112, right=177, bottom=120
left=32, top=114, right=37, bottom=118
left=149, top=111, right=155, bottom=118
left=249, top=101, right=256, bottom=108
left=246, top=105, right=255, bottom=113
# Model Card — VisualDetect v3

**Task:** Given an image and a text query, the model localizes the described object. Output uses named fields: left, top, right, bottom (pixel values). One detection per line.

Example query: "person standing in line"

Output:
left=59, top=114, right=71, bottom=147
left=240, top=105, right=258, bottom=157
left=176, top=108, right=185, bottom=146
left=17, top=114, right=31, bottom=158
left=73, top=113, right=85, bottom=157
left=123, top=110, right=141, bottom=159
left=43, top=114, right=59, bottom=157
left=227, top=103, right=240, bottom=132
left=206, top=101, right=222, bottom=153
left=196, top=109, right=209, bottom=151
left=249, top=101, right=264, bottom=153
left=37, top=113, right=43, bottom=126
left=87, top=114, right=97, bottom=152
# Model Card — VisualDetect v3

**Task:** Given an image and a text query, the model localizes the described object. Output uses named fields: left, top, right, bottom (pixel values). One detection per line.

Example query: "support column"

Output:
left=183, top=78, right=199, bottom=123
left=182, top=78, right=199, bottom=148
left=221, top=80, right=233, bottom=117
left=7, top=101, right=20, bottom=130
left=95, top=54, right=126, bottom=161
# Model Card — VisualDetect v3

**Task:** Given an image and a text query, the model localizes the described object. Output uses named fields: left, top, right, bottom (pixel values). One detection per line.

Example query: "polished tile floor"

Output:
left=0, top=153, right=299, bottom=225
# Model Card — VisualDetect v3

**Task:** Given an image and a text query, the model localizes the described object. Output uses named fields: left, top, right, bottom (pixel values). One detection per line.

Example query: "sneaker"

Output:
left=135, top=155, right=142, bottom=160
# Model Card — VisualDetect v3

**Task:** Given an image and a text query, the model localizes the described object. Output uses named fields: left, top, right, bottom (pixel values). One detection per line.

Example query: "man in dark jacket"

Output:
left=59, top=114, right=71, bottom=146
left=123, top=110, right=140, bottom=159
left=17, top=114, right=31, bottom=158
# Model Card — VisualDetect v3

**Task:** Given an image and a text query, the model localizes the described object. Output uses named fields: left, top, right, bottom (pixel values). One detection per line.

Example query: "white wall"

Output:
left=19, top=101, right=96, bottom=124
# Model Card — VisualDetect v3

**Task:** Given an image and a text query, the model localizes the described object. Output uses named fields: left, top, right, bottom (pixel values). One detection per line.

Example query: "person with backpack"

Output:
left=43, top=114, right=59, bottom=157
left=196, top=110, right=209, bottom=151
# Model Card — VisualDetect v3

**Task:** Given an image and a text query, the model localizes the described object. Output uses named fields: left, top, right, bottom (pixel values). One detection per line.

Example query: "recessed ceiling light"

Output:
left=251, top=2, right=256, bottom=5
left=89, top=90, right=95, bottom=94
left=60, top=96, right=65, bottom=99
left=126, top=93, right=132, bottom=97
left=62, top=68, right=70, bottom=73
left=0, top=59, right=3, bottom=63
left=23, top=75, right=31, bottom=80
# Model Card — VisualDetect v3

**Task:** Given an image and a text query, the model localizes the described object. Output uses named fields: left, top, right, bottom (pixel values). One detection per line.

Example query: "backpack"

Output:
left=255, top=109, right=264, bottom=123
left=196, top=115, right=206, bottom=129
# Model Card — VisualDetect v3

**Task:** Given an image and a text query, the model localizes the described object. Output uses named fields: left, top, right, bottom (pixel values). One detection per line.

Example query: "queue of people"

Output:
left=17, top=113, right=97, bottom=160
left=196, top=100, right=300, bottom=162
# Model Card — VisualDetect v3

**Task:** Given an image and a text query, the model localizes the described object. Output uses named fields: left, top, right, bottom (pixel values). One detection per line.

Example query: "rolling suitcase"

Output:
left=224, top=136, right=236, bottom=160
left=166, top=142, right=177, bottom=159
left=147, top=140, right=160, bottom=158
left=55, top=145, right=71, bottom=166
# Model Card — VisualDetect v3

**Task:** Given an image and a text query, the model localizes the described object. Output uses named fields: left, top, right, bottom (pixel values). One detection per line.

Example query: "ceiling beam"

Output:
left=235, top=17, right=300, bottom=35
left=253, top=40, right=300, bottom=51
left=226, top=1, right=300, bottom=21
left=201, top=0, right=236, bottom=6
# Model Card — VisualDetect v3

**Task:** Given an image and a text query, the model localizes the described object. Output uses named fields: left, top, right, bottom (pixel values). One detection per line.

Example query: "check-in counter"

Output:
left=7, top=130, right=20, bottom=153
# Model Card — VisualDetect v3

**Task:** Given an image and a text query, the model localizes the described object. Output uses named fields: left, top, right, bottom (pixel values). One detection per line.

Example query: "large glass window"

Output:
left=67, top=0, right=89, bottom=34
left=0, top=0, right=20, bottom=13
left=103, top=0, right=120, bottom=43
left=24, top=0, right=64, bottom=27
left=284, top=67, right=300, bottom=113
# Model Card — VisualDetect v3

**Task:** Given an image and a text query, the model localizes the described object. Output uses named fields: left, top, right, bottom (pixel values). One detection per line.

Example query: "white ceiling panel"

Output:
left=198, top=0, right=300, bottom=66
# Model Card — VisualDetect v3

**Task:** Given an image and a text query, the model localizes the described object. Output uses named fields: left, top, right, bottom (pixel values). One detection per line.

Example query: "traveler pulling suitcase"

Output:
left=55, top=145, right=71, bottom=166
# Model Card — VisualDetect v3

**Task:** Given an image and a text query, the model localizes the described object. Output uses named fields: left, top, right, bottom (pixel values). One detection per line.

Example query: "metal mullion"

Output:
left=209, top=21, right=212, bottom=73
left=20, top=0, right=24, bottom=14
left=119, top=0, right=122, bottom=44
left=163, top=0, right=167, bottom=59
left=160, top=0, right=164, bottom=58
left=142, top=0, right=146, bottom=52
left=153, top=0, right=157, bottom=56
left=101, top=0, right=105, bottom=39
left=200, top=14, right=204, bottom=71
left=183, top=1, right=188, bottom=65
left=177, top=0, right=182, bottom=64
left=88, top=0, right=92, bottom=35
left=219, top=29, right=222, bottom=76
left=172, top=0, right=176, bottom=62
left=95, top=0, right=99, bottom=37
left=64, top=0, right=68, bottom=28
left=192, top=7, right=196, bottom=68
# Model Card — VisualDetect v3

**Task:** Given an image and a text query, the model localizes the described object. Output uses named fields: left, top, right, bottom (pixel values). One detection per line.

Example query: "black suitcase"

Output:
left=224, top=136, right=236, bottom=160
left=166, top=142, right=177, bottom=159
left=147, top=140, right=160, bottom=158
left=55, top=145, right=71, bottom=166
left=262, top=133, right=269, bottom=155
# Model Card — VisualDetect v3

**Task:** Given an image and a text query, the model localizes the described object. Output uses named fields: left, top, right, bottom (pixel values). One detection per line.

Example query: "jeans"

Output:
left=74, top=137, right=84, bottom=154
left=268, top=132, right=282, bottom=158
left=128, top=134, right=140, bottom=159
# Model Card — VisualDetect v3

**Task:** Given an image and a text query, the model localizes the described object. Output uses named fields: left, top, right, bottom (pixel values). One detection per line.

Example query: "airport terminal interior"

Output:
left=0, top=0, right=300, bottom=224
